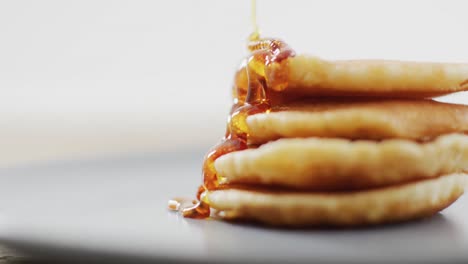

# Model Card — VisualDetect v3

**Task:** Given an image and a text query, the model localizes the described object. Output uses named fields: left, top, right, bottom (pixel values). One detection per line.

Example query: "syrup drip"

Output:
left=168, top=1, right=295, bottom=219
left=249, top=0, right=260, bottom=42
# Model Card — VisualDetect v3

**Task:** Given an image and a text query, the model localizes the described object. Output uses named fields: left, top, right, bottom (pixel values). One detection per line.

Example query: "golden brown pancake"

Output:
left=267, top=55, right=468, bottom=98
left=215, top=134, right=468, bottom=191
left=208, top=173, right=467, bottom=227
left=247, top=99, right=468, bottom=144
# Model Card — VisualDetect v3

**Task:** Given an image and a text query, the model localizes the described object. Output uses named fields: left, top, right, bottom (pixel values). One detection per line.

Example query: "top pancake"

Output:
left=272, top=55, right=468, bottom=98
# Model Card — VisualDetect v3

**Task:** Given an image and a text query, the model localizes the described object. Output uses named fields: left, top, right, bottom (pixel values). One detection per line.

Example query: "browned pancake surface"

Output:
left=208, top=173, right=467, bottom=227
left=282, top=56, right=468, bottom=98
left=215, top=134, right=468, bottom=191
left=247, top=99, right=468, bottom=144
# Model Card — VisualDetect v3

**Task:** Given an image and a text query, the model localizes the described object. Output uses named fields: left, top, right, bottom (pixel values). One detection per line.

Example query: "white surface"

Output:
left=0, top=151, right=467, bottom=263
left=1, top=0, right=468, bottom=115
left=0, top=0, right=467, bottom=166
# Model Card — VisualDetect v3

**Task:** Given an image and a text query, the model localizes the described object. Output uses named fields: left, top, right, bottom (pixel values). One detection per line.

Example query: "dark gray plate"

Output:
left=0, top=149, right=467, bottom=263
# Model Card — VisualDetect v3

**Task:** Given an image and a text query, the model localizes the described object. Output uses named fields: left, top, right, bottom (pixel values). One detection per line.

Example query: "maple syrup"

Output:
left=249, top=0, right=260, bottom=42
left=169, top=1, right=295, bottom=218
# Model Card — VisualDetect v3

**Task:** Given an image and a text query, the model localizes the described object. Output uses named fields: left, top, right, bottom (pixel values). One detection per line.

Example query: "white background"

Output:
left=0, top=0, right=467, bottom=166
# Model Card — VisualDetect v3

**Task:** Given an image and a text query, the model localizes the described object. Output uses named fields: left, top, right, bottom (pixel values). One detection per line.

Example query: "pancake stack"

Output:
left=205, top=53, right=468, bottom=227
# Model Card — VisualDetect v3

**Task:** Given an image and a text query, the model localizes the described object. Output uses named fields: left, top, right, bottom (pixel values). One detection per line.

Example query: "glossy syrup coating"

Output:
left=169, top=37, right=295, bottom=218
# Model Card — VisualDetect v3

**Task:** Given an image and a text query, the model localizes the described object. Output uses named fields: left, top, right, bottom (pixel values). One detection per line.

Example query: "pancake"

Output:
left=215, top=134, right=468, bottom=191
left=208, top=173, right=467, bottom=227
left=269, top=55, right=468, bottom=98
left=247, top=99, right=468, bottom=144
